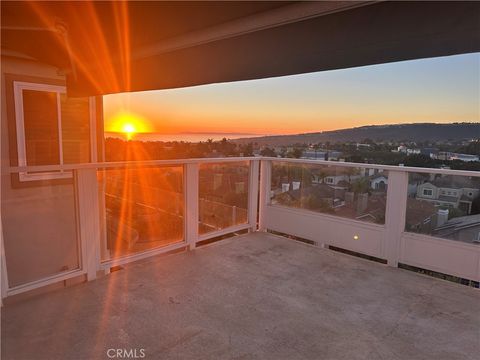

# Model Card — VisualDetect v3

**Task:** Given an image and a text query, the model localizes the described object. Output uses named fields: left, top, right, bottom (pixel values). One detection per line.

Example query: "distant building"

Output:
left=420, top=147, right=439, bottom=159
left=323, top=174, right=359, bottom=186
left=395, top=145, right=422, bottom=156
left=406, top=148, right=421, bottom=155
left=273, top=183, right=345, bottom=209
left=370, top=173, right=388, bottom=190
left=356, top=143, right=371, bottom=150
left=361, top=168, right=377, bottom=177
left=437, top=152, right=479, bottom=162
left=311, top=167, right=361, bottom=187
left=449, top=153, right=479, bottom=162
left=416, top=176, right=480, bottom=214
left=302, top=150, right=326, bottom=160
left=326, top=151, right=343, bottom=161
left=303, top=151, right=342, bottom=161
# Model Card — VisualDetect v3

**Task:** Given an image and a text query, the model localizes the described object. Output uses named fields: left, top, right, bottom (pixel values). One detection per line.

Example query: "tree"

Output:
left=240, top=143, right=254, bottom=156
left=287, top=147, right=303, bottom=159
left=456, top=139, right=480, bottom=155
left=260, top=147, right=277, bottom=157
left=347, top=154, right=364, bottom=163
left=344, top=167, right=360, bottom=183
left=350, top=178, right=370, bottom=194
left=403, top=154, right=436, bottom=168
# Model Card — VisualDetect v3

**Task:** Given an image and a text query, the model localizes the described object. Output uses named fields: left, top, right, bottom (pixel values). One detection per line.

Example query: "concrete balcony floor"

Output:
left=2, top=232, right=479, bottom=360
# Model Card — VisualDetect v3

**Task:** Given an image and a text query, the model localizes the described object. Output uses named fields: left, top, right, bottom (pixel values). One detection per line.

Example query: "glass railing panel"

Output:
left=405, top=172, right=480, bottom=244
left=1, top=173, right=80, bottom=287
left=99, top=166, right=184, bottom=260
left=270, top=161, right=388, bottom=224
left=199, top=161, right=249, bottom=234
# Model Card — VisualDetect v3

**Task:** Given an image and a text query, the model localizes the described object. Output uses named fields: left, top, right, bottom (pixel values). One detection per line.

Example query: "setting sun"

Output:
left=122, top=123, right=136, bottom=140
left=107, top=110, right=152, bottom=140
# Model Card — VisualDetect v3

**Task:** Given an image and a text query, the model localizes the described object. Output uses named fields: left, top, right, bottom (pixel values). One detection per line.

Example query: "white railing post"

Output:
left=75, top=168, right=101, bottom=281
left=97, top=170, right=110, bottom=272
left=248, top=159, right=260, bottom=232
left=258, top=160, right=272, bottom=232
left=185, top=163, right=199, bottom=250
left=383, top=169, right=409, bottom=267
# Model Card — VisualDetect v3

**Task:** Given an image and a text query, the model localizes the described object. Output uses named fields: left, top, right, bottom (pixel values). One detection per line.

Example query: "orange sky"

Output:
left=104, top=53, right=479, bottom=136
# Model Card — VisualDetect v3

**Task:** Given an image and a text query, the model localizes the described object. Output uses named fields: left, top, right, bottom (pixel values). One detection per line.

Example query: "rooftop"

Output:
left=2, top=232, right=479, bottom=360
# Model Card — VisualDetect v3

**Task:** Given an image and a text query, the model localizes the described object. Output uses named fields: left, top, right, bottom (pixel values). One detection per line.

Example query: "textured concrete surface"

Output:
left=2, top=232, right=479, bottom=360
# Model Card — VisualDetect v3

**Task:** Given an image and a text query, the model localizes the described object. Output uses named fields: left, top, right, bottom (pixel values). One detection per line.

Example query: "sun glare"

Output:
left=108, top=111, right=151, bottom=140
left=122, top=123, right=136, bottom=139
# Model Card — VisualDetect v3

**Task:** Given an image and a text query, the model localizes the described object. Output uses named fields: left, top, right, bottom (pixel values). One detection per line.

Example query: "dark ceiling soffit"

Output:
left=66, top=1, right=480, bottom=97
left=133, top=1, right=375, bottom=60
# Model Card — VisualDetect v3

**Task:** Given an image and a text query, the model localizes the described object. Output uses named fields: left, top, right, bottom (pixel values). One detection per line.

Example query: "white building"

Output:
left=370, top=174, right=388, bottom=190
left=417, top=177, right=479, bottom=214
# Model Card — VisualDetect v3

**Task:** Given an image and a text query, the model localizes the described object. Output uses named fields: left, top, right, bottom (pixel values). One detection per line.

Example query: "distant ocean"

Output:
left=105, top=132, right=265, bottom=143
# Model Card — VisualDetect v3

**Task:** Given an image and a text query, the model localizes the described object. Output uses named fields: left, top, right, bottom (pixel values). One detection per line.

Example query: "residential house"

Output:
left=433, top=214, right=480, bottom=244
left=404, top=198, right=438, bottom=233
left=416, top=176, right=480, bottom=214
left=369, top=173, right=388, bottom=191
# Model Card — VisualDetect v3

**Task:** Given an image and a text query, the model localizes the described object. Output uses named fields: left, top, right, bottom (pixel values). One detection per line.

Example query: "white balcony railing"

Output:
left=2, top=157, right=479, bottom=298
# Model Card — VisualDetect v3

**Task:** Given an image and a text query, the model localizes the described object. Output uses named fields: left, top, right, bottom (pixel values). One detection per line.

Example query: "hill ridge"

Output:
left=233, top=123, right=479, bottom=145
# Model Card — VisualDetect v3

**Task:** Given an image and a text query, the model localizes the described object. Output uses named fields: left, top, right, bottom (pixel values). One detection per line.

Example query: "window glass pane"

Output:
left=271, top=162, right=388, bottom=224
left=60, top=95, right=90, bottom=163
left=100, top=166, right=184, bottom=260
left=1, top=181, right=79, bottom=287
left=405, top=173, right=480, bottom=244
left=22, top=90, right=59, bottom=165
left=199, top=162, right=249, bottom=234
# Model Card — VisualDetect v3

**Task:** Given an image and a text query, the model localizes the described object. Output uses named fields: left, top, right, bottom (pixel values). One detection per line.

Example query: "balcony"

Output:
left=1, top=157, right=479, bottom=359
left=2, top=1, right=480, bottom=358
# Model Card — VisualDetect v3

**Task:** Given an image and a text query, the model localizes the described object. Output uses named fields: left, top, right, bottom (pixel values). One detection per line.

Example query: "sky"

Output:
left=104, top=53, right=480, bottom=136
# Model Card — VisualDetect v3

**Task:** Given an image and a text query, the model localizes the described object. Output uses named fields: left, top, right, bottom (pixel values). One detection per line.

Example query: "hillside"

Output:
left=233, top=123, right=479, bottom=146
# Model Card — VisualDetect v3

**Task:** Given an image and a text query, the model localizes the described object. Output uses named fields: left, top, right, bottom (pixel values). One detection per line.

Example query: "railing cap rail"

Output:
left=261, top=157, right=480, bottom=177
left=6, top=156, right=480, bottom=177
left=7, top=157, right=259, bottom=173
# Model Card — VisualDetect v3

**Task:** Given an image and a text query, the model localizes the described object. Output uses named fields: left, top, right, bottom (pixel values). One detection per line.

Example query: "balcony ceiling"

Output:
left=1, top=1, right=479, bottom=97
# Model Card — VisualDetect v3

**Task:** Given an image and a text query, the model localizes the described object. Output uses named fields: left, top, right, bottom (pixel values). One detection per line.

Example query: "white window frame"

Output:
left=13, top=81, right=96, bottom=181
left=423, top=188, right=433, bottom=197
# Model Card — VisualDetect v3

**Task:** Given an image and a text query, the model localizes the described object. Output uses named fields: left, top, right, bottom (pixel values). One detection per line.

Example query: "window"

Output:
left=13, top=81, right=93, bottom=181
left=326, top=177, right=334, bottom=184
left=423, top=188, right=433, bottom=196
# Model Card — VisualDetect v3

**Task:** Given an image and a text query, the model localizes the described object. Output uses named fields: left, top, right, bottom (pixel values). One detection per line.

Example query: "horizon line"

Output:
left=106, top=121, right=477, bottom=137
